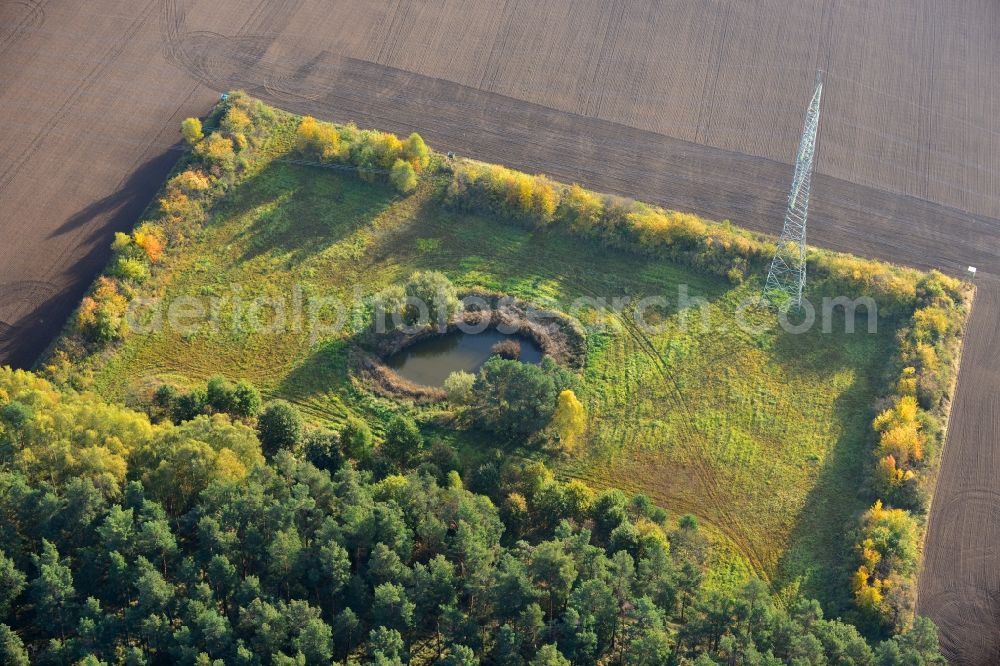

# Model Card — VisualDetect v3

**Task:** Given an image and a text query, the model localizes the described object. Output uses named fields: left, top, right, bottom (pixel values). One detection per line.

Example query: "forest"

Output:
left=0, top=368, right=944, bottom=665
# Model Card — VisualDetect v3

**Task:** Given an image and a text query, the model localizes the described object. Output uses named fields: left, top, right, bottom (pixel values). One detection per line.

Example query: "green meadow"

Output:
left=82, top=135, right=895, bottom=612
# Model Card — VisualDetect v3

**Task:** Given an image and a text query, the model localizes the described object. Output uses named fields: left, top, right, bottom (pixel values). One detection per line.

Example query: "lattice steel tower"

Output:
left=763, top=75, right=823, bottom=310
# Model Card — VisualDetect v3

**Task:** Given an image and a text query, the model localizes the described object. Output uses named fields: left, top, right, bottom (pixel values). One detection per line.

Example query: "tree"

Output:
left=876, top=617, right=946, bottom=665
left=442, top=643, right=479, bottom=666
left=296, top=116, right=343, bottom=161
left=390, top=159, right=418, bottom=193
left=152, top=384, right=178, bottom=421
left=0, top=624, right=28, bottom=666
left=206, top=375, right=238, bottom=414
left=172, top=389, right=208, bottom=423
left=303, top=429, right=344, bottom=473
left=529, top=541, right=578, bottom=620
left=373, top=583, right=415, bottom=632
left=0, top=552, right=26, bottom=621
left=549, top=390, right=586, bottom=454
left=473, top=358, right=558, bottom=437
left=403, top=271, right=460, bottom=327
left=30, top=540, right=76, bottom=640
left=382, top=414, right=423, bottom=467
left=182, top=117, right=204, bottom=145
left=622, top=598, right=672, bottom=665
left=368, top=626, right=406, bottom=664
left=266, top=528, right=303, bottom=599
left=143, top=439, right=232, bottom=514
left=257, top=401, right=304, bottom=457
left=341, top=416, right=374, bottom=461
left=295, top=616, right=334, bottom=665
left=530, top=644, right=570, bottom=666
left=231, top=381, right=262, bottom=419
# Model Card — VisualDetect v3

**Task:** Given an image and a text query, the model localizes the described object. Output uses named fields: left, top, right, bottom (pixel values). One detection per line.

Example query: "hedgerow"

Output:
left=851, top=270, right=970, bottom=630
left=67, top=92, right=277, bottom=350
left=295, top=115, right=430, bottom=192
left=444, top=158, right=926, bottom=307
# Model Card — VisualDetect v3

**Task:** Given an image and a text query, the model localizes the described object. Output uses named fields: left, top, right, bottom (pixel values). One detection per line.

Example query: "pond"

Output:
left=385, top=329, right=544, bottom=387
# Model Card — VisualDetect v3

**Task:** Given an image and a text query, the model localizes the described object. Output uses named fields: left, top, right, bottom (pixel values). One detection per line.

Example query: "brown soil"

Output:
left=917, top=277, right=1000, bottom=665
left=3, top=3, right=1000, bottom=660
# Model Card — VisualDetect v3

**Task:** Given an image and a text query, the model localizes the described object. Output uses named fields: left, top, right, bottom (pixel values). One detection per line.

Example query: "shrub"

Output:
left=180, top=117, right=203, bottom=145
left=852, top=501, right=920, bottom=630
left=132, top=224, right=165, bottom=263
left=445, top=162, right=558, bottom=225
left=170, top=169, right=212, bottom=195
left=112, top=257, right=149, bottom=283
left=390, top=158, right=418, bottom=193
left=75, top=277, right=129, bottom=343
left=257, top=401, right=304, bottom=457
left=195, top=133, right=237, bottom=171
left=221, top=106, right=252, bottom=135
left=296, top=116, right=344, bottom=161
left=443, top=371, right=476, bottom=405
left=557, top=184, right=604, bottom=231
left=627, top=206, right=707, bottom=251
left=402, top=132, right=430, bottom=171
left=352, top=129, right=404, bottom=177
left=491, top=339, right=521, bottom=360
left=403, top=271, right=460, bottom=327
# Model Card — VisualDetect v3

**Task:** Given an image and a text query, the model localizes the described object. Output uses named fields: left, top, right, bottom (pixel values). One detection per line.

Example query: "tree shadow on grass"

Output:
left=207, top=161, right=399, bottom=266
left=274, top=338, right=355, bottom=420
left=774, top=380, right=878, bottom=615
left=378, top=204, right=731, bottom=318
left=767, top=306, right=900, bottom=614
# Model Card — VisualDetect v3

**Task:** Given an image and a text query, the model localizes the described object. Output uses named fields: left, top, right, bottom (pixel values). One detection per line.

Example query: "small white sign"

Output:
left=968, top=266, right=977, bottom=275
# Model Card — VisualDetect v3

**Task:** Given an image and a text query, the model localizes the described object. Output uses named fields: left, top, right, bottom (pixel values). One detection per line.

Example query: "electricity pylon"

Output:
left=763, top=75, right=823, bottom=310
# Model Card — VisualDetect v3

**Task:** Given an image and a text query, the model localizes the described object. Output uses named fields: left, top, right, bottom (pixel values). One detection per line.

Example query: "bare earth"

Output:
left=1, top=1, right=998, bottom=661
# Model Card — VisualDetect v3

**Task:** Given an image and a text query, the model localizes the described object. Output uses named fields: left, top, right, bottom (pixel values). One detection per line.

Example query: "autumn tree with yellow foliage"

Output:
left=402, top=132, right=431, bottom=171
left=296, top=115, right=344, bottom=161
left=0, top=368, right=263, bottom=514
left=851, top=500, right=920, bottom=631
left=180, top=117, right=203, bottom=145
left=550, top=389, right=586, bottom=455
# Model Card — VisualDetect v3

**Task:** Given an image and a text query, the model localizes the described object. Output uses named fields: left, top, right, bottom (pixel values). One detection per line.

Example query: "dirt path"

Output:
left=2, top=3, right=999, bottom=661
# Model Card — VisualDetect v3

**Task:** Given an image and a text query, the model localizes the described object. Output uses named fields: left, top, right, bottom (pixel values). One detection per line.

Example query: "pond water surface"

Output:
left=385, top=329, right=543, bottom=387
